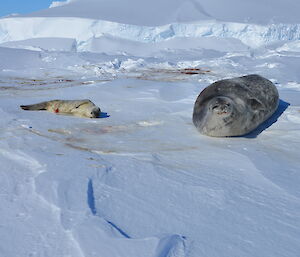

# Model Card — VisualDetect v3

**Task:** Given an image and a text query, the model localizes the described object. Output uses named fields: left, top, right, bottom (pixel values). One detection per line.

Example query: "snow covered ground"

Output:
left=0, top=1, right=300, bottom=257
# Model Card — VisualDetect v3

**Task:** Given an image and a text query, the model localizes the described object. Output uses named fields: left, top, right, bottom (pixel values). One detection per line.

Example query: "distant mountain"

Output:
left=22, top=0, right=300, bottom=26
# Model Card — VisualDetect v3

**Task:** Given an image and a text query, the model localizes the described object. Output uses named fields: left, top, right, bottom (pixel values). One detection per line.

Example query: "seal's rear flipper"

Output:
left=20, top=102, right=47, bottom=111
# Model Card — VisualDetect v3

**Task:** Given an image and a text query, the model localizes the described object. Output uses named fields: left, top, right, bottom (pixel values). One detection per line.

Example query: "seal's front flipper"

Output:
left=20, top=102, right=47, bottom=111
left=247, top=98, right=264, bottom=111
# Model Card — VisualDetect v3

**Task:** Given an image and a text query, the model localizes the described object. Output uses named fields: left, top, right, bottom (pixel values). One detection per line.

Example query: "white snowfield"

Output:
left=0, top=1, right=300, bottom=257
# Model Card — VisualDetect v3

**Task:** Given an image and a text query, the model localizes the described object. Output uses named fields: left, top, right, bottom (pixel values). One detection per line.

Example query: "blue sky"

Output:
left=0, top=0, right=58, bottom=17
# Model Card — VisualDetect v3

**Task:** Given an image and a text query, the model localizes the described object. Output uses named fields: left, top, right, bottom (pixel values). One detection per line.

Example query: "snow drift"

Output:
left=1, top=1, right=300, bottom=257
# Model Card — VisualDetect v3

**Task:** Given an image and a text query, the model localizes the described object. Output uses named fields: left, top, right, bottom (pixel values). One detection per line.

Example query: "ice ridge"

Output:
left=1, top=17, right=300, bottom=48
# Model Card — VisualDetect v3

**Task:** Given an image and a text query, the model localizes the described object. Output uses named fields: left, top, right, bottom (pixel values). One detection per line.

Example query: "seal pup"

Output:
left=193, top=74, right=279, bottom=137
left=20, top=99, right=101, bottom=118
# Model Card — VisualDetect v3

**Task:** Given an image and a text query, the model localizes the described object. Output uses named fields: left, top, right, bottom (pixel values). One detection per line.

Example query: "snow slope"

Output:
left=22, top=0, right=300, bottom=26
left=0, top=1, right=300, bottom=257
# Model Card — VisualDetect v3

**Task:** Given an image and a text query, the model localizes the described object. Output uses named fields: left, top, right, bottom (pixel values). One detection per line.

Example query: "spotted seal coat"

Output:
left=193, top=74, right=279, bottom=137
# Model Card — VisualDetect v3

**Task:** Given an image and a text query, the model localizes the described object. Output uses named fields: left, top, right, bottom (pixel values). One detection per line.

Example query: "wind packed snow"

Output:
left=0, top=1, right=300, bottom=257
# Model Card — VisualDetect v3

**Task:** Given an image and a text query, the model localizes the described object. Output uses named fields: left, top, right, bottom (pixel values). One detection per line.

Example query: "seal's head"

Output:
left=90, top=106, right=101, bottom=118
left=71, top=101, right=101, bottom=118
left=193, top=95, right=248, bottom=137
left=208, top=96, right=233, bottom=117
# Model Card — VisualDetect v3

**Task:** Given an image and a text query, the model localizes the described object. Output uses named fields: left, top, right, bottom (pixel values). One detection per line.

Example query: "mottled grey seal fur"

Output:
left=193, top=74, right=279, bottom=137
left=20, top=99, right=101, bottom=118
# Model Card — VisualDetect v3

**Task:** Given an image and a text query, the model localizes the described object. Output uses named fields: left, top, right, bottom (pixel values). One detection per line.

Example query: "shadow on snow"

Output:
left=244, top=99, right=290, bottom=138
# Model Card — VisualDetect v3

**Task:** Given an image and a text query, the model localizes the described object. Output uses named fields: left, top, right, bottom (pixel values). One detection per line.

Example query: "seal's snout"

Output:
left=213, top=103, right=231, bottom=115
left=209, top=97, right=232, bottom=115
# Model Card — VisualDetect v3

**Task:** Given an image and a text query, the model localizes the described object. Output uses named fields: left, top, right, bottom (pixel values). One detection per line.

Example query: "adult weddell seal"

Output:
left=193, top=74, right=279, bottom=137
left=20, top=99, right=101, bottom=118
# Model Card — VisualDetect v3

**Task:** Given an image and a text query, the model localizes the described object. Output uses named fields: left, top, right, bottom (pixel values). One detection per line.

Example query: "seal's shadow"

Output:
left=243, top=99, right=290, bottom=138
left=99, top=112, right=110, bottom=118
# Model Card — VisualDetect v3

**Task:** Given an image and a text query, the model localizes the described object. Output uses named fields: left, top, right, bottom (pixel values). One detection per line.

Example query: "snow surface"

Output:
left=1, top=1, right=300, bottom=257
